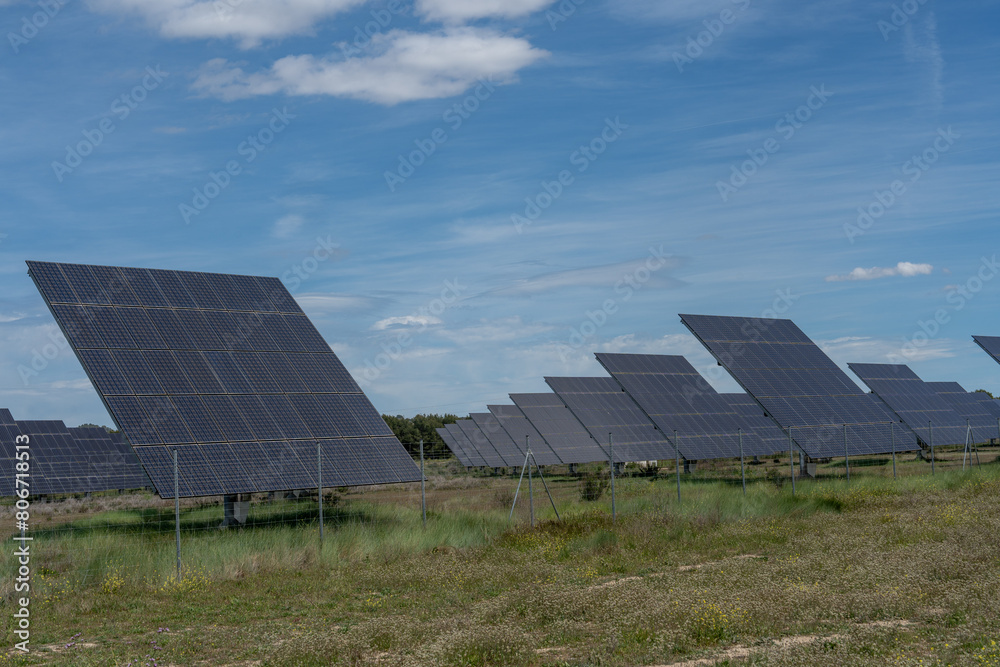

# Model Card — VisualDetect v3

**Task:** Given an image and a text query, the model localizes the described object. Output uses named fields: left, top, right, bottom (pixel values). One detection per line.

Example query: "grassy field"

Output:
left=3, top=456, right=1000, bottom=666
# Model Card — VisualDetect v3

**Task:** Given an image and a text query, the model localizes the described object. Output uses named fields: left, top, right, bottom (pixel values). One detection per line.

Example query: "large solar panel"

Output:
left=973, top=336, right=1000, bottom=366
left=444, top=423, right=488, bottom=468
left=0, top=410, right=149, bottom=496
left=508, top=393, right=611, bottom=464
left=27, top=260, right=420, bottom=498
left=545, top=376, right=677, bottom=462
left=925, top=381, right=1000, bottom=432
left=470, top=413, right=530, bottom=466
left=595, top=354, right=778, bottom=460
left=487, top=404, right=562, bottom=465
left=680, top=314, right=912, bottom=458
left=848, top=364, right=972, bottom=446
left=720, top=393, right=791, bottom=454
left=454, top=419, right=506, bottom=468
left=436, top=426, right=476, bottom=467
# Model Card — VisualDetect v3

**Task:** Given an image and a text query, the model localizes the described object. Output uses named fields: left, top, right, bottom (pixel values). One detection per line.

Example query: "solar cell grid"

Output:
left=455, top=419, right=505, bottom=468
left=28, top=260, right=419, bottom=498
left=508, top=393, right=609, bottom=465
left=469, top=412, right=526, bottom=466
left=444, top=423, right=488, bottom=467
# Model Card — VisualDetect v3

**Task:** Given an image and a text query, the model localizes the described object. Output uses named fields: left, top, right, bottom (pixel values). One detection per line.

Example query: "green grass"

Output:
left=4, top=463, right=1000, bottom=665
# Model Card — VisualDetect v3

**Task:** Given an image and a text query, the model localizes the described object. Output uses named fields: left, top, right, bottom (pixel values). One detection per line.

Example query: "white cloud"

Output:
left=492, top=253, right=686, bottom=296
left=191, top=28, right=548, bottom=104
left=416, top=0, right=556, bottom=22
left=825, top=261, right=933, bottom=282
left=0, top=312, right=27, bottom=323
left=372, top=314, right=442, bottom=330
left=820, top=335, right=956, bottom=365
left=436, top=316, right=552, bottom=345
left=272, top=213, right=303, bottom=238
left=903, top=11, right=944, bottom=110
left=296, top=294, right=377, bottom=313
left=609, top=0, right=739, bottom=23
left=87, top=0, right=365, bottom=48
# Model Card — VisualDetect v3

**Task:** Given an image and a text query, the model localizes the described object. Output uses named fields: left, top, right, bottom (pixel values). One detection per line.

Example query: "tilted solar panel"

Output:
left=455, top=419, right=506, bottom=468
left=435, top=427, right=474, bottom=467
left=545, top=376, right=677, bottom=462
left=680, top=314, right=912, bottom=458
left=925, top=381, right=1000, bottom=433
left=486, top=404, right=562, bottom=465
left=973, top=336, right=1000, bottom=365
left=848, top=364, right=972, bottom=446
left=595, top=354, right=778, bottom=460
left=720, top=393, right=791, bottom=455
left=470, top=413, right=529, bottom=467
left=444, top=423, right=488, bottom=468
left=508, top=393, right=610, bottom=465
left=27, top=260, right=420, bottom=498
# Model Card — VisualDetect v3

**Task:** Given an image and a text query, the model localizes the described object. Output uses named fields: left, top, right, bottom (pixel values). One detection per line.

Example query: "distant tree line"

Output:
left=381, top=413, right=460, bottom=458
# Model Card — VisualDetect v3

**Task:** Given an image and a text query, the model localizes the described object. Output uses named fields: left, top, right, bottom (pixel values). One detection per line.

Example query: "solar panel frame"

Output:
left=925, top=381, right=1000, bottom=434
left=444, top=423, right=489, bottom=467
left=508, top=393, right=610, bottom=465
left=436, top=426, right=475, bottom=467
left=27, top=260, right=420, bottom=498
left=469, top=412, right=529, bottom=467
left=455, top=419, right=506, bottom=468
left=681, top=314, right=914, bottom=458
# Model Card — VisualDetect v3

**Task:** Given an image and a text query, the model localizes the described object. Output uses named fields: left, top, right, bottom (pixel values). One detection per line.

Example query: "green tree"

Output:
left=381, top=413, right=459, bottom=458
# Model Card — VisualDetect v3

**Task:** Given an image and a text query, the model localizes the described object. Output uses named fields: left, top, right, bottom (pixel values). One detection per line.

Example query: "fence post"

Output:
left=929, top=420, right=935, bottom=475
left=891, top=422, right=897, bottom=479
left=528, top=446, right=534, bottom=528
left=739, top=428, right=746, bottom=496
left=843, top=424, right=850, bottom=483
left=609, top=432, right=616, bottom=523
left=674, top=430, right=681, bottom=504
left=173, top=447, right=181, bottom=581
left=318, top=439, right=324, bottom=548
left=789, top=428, right=795, bottom=496
left=419, top=438, right=427, bottom=528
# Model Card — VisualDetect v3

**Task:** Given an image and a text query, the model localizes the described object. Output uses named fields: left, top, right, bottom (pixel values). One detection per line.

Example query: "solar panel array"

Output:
left=470, top=412, right=529, bottom=466
left=681, top=314, right=910, bottom=458
left=487, top=404, right=561, bottom=465
left=455, top=419, right=505, bottom=468
left=596, top=354, right=779, bottom=460
left=27, top=260, right=420, bottom=498
left=925, top=382, right=1000, bottom=433
left=720, top=393, right=791, bottom=454
left=435, top=427, right=473, bottom=467
left=509, top=393, right=610, bottom=464
left=545, top=376, right=677, bottom=462
left=0, top=410, right=148, bottom=497
left=443, top=423, right=487, bottom=467
left=848, top=364, right=972, bottom=446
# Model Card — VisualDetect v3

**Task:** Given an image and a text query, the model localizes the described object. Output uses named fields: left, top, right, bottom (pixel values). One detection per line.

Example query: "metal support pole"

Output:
left=609, top=433, right=616, bottom=523
left=509, top=447, right=531, bottom=521
left=173, top=448, right=181, bottom=581
left=891, top=422, right=897, bottom=479
left=789, top=427, right=795, bottom=496
left=531, top=452, right=560, bottom=520
left=528, top=449, right=534, bottom=528
left=419, top=439, right=427, bottom=527
left=739, top=428, right=746, bottom=496
left=963, top=420, right=970, bottom=471
left=318, top=439, right=324, bottom=548
left=929, top=420, right=935, bottom=475
left=674, top=430, right=681, bottom=504
left=843, top=424, right=850, bottom=483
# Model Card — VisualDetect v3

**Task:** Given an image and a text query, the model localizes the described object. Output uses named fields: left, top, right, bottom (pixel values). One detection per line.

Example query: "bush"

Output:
left=579, top=472, right=609, bottom=502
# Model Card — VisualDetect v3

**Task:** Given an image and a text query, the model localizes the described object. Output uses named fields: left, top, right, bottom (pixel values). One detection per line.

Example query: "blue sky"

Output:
left=1, top=0, right=999, bottom=427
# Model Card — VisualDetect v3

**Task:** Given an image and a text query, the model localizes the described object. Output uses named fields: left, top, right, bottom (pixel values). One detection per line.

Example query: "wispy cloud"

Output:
left=903, top=11, right=945, bottom=110
left=825, top=261, right=933, bottom=282
left=491, top=255, right=687, bottom=296
left=191, top=28, right=548, bottom=104
left=416, top=0, right=556, bottom=22
left=272, top=213, right=303, bottom=238
left=436, top=316, right=552, bottom=345
left=821, top=335, right=955, bottom=364
left=372, top=314, right=442, bottom=331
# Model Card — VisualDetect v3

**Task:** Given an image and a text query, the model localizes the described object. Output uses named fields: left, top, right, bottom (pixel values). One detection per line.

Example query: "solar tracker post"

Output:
left=530, top=451, right=560, bottom=521
left=843, top=424, right=850, bottom=482
left=891, top=422, right=897, bottom=479
left=789, top=428, right=795, bottom=496
left=318, top=439, right=324, bottom=548
left=419, top=439, right=426, bottom=528
left=528, top=443, right=534, bottom=528
left=739, top=428, right=746, bottom=496
left=173, top=447, right=181, bottom=581
left=962, top=421, right=970, bottom=470
left=674, top=430, right=681, bottom=504
left=608, top=433, right=616, bottom=523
